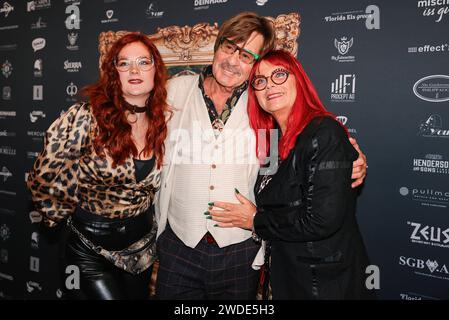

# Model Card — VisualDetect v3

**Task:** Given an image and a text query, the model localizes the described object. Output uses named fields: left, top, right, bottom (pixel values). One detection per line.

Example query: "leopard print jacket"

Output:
left=27, top=102, right=161, bottom=227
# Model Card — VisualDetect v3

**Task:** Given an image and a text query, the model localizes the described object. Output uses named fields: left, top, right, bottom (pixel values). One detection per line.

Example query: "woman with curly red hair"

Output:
left=27, top=32, right=170, bottom=299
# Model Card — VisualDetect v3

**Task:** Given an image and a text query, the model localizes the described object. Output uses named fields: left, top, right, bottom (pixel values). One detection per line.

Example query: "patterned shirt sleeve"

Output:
left=27, top=102, right=92, bottom=227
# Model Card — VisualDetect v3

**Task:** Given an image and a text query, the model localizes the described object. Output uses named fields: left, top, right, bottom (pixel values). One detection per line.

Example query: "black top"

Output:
left=254, top=116, right=374, bottom=300
left=133, top=156, right=155, bottom=183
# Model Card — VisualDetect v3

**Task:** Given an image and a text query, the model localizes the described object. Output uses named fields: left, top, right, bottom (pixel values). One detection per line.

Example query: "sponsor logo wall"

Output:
left=0, top=0, right=448, bottom=300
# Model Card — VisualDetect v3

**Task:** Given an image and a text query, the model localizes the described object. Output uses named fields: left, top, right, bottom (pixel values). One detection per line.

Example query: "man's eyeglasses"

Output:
left=114, top=56, right=154, bottom=72
left=218, top=37, right=260, bottom=64
left=251, top=68, right=290, bottom=91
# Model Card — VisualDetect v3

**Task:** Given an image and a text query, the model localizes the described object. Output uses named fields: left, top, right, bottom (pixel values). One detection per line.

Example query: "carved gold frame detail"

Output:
left=98, top=12, right=300, bottom=69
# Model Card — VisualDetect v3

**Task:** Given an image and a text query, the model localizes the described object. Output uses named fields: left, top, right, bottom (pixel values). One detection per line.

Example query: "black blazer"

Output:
left=254, top=116, right=374, bottom=300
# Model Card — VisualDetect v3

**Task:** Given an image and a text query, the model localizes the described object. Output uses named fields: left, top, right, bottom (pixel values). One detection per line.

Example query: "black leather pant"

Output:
left=63, top=208, right=153, bottom=300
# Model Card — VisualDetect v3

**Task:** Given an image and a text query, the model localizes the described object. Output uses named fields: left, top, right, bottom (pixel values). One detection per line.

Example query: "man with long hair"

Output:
left=155, top=12, right=367, bottom=299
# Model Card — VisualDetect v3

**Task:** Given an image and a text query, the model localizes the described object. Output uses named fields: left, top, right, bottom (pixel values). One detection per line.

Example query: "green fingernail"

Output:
left=214, top=224, right=219, bottom=227
left=208, top=202, right=214, bottom=206
left=206, top=216, right=212, bottom=219
left=203, top=211, right=210, bottom=215
left=235, top=188, right=240, bottom=194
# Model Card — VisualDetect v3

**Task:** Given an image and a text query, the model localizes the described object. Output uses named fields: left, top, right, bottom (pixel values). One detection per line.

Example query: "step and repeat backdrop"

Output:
left=0, top=0, right=448, bottom=300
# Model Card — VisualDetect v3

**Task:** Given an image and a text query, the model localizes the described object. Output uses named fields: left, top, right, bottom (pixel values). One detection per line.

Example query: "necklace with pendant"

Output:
left=123, top=100, right=147, bottom=124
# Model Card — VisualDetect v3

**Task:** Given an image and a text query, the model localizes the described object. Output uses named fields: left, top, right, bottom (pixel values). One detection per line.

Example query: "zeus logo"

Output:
left=409, top=222, right=449, bottom=244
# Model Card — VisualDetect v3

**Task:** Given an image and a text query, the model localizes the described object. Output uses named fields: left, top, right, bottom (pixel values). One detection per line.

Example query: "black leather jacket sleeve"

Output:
left=254, top=119, right=358, bottom=242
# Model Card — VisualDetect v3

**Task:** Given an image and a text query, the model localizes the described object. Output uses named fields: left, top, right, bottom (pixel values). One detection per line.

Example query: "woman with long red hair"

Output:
left=208, top=50, right=374, bottom=299
left=27, top=32, right=170, bottom=299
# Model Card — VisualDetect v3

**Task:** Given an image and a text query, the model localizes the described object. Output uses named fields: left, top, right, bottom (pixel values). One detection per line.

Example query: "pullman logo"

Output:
left=331, top=74, right=356, bottom=102
left=399, top=186, right=449, bottom=208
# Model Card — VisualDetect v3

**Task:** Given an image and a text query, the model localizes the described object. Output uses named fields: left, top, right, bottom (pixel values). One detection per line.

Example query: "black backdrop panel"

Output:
left=0, top=0, right=448, bottom=300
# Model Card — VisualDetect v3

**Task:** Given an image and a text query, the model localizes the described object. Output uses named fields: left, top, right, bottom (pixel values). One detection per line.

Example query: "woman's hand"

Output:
left=207, top=189, right=257, bottom=230
left=349, top=137, right=367, bottom=188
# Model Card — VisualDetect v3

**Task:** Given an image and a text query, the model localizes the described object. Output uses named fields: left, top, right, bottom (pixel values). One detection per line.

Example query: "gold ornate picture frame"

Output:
left=98, top=12, right=300, bottom=77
